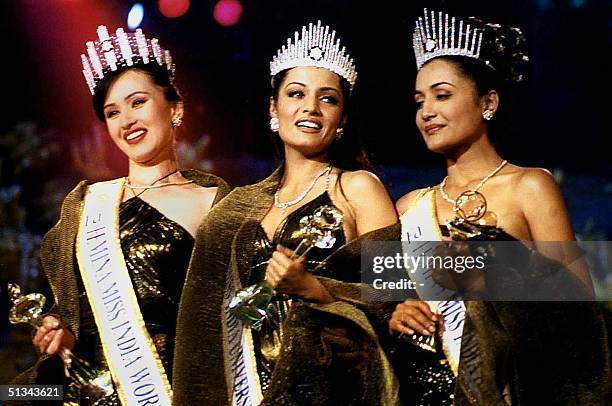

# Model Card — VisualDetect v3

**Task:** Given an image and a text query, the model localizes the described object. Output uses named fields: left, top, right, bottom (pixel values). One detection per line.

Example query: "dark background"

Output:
left=1, top=0, right=609, bottom=173
left=0, top=0, right=610, bottom=385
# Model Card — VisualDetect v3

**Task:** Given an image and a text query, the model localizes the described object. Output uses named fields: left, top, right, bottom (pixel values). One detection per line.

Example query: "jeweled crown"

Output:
left=413, top=9, right=484, bottom=70
left=81, top=26, right=175, bottom=95
left=270, top=21, right=357, bottom=90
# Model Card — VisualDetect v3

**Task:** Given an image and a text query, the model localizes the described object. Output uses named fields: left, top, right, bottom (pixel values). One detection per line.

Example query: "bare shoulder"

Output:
left=506, top=165, right=575, bottom=240
left=396, top=188, right=429, bottom=215
left=336, top=170, right=389, bottom=201
left=514, top=166, right=562, bottom=200
left=335, top=169, right=397, bottom=235
left=511, top=166, right=571, bottom=225
left=341, top=170, right=385, bottom=191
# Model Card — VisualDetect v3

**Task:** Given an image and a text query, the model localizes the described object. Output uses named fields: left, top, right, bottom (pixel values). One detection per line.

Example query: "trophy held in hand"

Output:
left=8, top=283, right=115, bottom=405
left=229, top=205, right=343, bottom=331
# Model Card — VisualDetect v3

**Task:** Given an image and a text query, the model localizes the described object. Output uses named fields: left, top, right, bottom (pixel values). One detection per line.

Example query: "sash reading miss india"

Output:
left=76, top=179, right=172, bottom=406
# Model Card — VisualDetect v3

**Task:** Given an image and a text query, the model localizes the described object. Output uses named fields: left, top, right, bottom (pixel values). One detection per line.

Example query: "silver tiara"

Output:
left=413, top=9, right=484, bottom=70
left=270, top=21, right=357, bottom=90
left=81, top=26, right=175, bottom=95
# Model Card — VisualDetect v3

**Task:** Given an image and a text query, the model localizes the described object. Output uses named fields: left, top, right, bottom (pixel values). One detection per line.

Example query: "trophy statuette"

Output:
left=228, top=205, right=343, bottom=331
left=8, top=283, right=115, bottom=405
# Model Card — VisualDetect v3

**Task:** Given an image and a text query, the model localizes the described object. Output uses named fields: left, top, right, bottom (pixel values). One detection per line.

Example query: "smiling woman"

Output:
left=99, top=69, right=181, bottom=165
left=11, top=25, right=229, bottom=405
left=172, top=21, right=400, bottom=405
left=271, top=66, right=346, bottom=161
left=388, top=9, right=607, bottom=405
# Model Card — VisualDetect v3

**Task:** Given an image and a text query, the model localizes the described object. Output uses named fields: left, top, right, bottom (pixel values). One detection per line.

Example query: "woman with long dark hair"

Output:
left=173, top=21, right=399, bottom=405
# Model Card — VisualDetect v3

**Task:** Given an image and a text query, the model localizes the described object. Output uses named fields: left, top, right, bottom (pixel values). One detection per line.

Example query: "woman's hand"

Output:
left=265, top=245, right=333, bottom=303
left=32, top=315, right=75, bottom=356
left=389, top=300, right=438, bottom=336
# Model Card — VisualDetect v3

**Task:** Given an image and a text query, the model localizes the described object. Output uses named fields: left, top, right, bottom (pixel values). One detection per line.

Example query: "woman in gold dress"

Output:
left=173, top=22, right=399, bottom=405
left=17, top=26, right=229, bottom=405
left=388, top=9, right=607, bottom=405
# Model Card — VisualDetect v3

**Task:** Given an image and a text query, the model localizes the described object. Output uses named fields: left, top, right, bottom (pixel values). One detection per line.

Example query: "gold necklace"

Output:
left=125, top=170, right=193, bottom=198
left=439, top=159, right=508, bottom=205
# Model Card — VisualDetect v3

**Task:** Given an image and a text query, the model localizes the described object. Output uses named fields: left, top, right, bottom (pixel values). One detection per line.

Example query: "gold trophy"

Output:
left=229, top=205, right=343, bottom=331
left=446, top=190, right=503, bottom=240
left=8, top=283, right=114, bottom=405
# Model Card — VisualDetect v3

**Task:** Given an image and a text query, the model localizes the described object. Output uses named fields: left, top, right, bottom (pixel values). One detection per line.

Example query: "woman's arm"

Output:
left=517, top=168, right=594, bottom=293
left=518, top=168, right=574, bottom=241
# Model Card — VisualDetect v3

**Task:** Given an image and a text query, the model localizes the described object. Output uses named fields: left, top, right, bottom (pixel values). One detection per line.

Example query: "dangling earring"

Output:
left=482, top=110, right=494, bottom=121
left=172, top=116, right=183, bottom=128
left=269, top=117, right=279, bottom=132
left=335, top=127, right=344, bottom=140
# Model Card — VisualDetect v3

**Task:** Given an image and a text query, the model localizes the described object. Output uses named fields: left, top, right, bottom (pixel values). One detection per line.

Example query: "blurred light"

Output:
left=127, top=3, right=144, bottom=29
left=158, top=0, right=190, bottom=18
left=570, top=0, right=585, bottom=7
left=213, top=0, right=242, bottom=27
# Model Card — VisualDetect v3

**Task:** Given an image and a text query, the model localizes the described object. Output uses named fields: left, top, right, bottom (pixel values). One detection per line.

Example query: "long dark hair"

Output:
left=270, top=68, right=370, bottom=171
left=92, top=64, right=182, bottom=121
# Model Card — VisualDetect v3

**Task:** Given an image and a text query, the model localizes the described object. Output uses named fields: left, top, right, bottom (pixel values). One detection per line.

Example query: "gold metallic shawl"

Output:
left=11, top=170, right=230, bottom=393
left=173, top=167, right=401, bottom=405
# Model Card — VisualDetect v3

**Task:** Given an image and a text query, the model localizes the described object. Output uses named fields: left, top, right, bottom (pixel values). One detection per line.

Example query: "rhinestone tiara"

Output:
left=81, top=26, right=175, bottom=95
left=270, top=21, right=357, bottom=90
left=413, top=9, right=484, bottom=70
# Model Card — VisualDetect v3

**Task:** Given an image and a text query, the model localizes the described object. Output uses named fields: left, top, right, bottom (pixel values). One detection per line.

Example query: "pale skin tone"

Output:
left=33, top=69, right=218, bottom=356
left=389, top=58, right=593, bottom=337
left=263, top=66, right=398, bottom=303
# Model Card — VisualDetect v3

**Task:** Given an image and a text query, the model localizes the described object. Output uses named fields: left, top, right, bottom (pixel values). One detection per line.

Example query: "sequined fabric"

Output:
left=391, top=342, right=455, bottom=406
left=249, top=192, right=346, bottom=394
left=174, top=167, right=398, bottom=405
left=405, top=358, right=455, bottom=406
left=9, top=171, right=230, bottom=406
left=66, top=197, right=194, bottom=404
left=170, top=165, right=608, bottom=406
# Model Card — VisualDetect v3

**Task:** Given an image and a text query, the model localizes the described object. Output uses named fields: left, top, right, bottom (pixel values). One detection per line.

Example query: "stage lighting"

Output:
left=159, top=0, right=190, bottom=18
left=213, top=0, right=243, bottom=27
left=127, top=3, right=144, bottom=29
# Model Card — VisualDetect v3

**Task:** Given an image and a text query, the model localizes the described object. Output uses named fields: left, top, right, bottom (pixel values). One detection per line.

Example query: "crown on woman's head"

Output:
left=413, top=9, right=486, bottom=70
left=413, top=9, right=530, bottom=83
left=270, top=21, right=357, bottom=90
left=81, top=26, right=175, bottom=95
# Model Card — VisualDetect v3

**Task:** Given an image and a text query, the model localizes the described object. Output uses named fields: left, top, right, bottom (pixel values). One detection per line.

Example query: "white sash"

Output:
left=76, top=179, right=172, bottom=406
left=399, top=188, right=465, bottom=376
left=223, top=263, right=263, bottom=406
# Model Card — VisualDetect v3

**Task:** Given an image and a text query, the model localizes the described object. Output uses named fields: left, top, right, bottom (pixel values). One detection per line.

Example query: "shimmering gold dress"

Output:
left=67, top=197, right=195, bottom=404
left=249, top=191, right=346, bottom=394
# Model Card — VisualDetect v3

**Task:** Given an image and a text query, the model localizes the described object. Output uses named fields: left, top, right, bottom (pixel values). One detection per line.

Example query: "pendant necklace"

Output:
left=125, top=169, right=194, bottom=199
left=439, top=159, right=508, bottom=222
